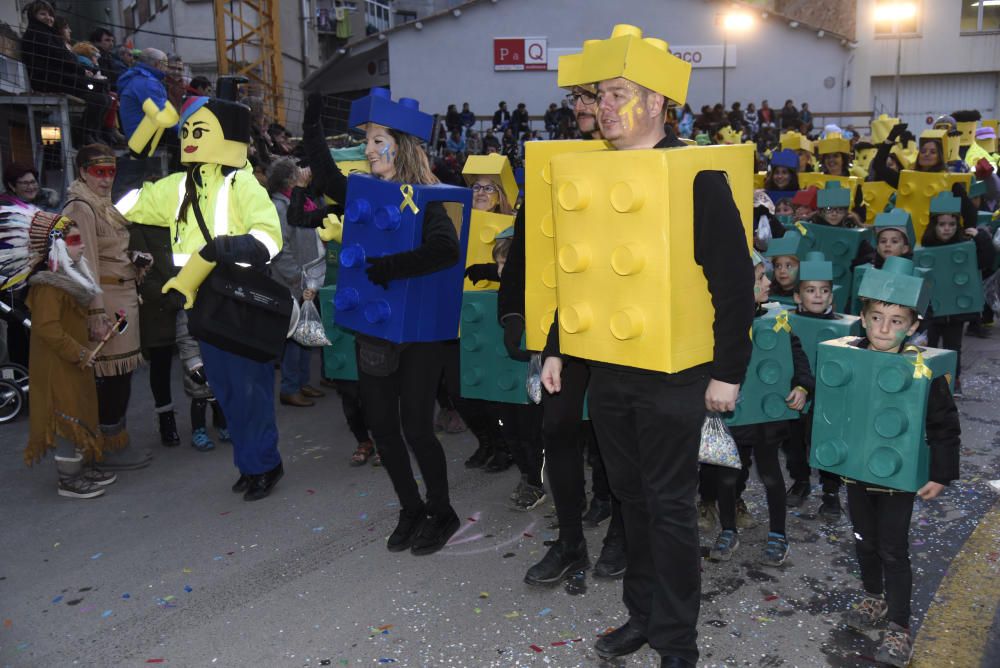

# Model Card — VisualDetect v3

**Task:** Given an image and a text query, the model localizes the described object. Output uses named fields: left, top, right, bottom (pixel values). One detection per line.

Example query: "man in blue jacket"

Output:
left=118, top=48, right=170, bottom=141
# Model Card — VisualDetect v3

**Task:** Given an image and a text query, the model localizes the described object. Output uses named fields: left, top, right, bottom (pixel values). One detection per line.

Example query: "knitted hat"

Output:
left=0, top=205, right=72, bottom=290
left=791, top=186, right=818, bottom=209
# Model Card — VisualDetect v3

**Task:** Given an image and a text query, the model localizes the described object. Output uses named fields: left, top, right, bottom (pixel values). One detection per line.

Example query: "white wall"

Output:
left=385, top=0, right=851, bottom=120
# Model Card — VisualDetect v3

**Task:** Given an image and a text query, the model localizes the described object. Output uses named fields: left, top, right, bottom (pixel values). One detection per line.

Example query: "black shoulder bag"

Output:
left=185, top=191, right=293, bottom=363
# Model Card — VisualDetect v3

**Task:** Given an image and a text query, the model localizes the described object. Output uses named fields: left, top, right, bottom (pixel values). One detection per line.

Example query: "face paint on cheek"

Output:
left=378, top=145, right=391, bottom=161
left=618, top=96, right=640, bottom=130
left=893, top=329, right=909, bottom=345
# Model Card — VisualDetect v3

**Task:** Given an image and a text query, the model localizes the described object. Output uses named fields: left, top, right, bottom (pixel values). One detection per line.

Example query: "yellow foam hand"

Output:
left=161, top=253, right=215, bottom=309
left=128, top=99, right=180, bottom=157
left=318, top=214, right=343, bottom=243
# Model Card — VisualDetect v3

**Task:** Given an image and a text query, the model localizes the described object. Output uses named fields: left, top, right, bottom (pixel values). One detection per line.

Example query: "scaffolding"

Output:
left=213, top=0, right=285, bottom=124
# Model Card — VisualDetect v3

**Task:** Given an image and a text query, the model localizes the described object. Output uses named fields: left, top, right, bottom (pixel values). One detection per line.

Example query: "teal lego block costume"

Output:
left=319, top=285, right=358, bottom=381
left=459, top=290, right=529, bottom=404
left=725, top=307, right=799, bottom=427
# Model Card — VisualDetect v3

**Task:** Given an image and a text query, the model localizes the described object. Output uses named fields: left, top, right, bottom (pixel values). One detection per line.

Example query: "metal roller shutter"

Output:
left=871, top=73, right=999, bottom=129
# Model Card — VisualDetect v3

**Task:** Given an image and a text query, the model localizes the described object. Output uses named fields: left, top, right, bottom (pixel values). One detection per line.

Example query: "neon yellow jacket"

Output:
left=964, top=141, right=994, bottom=171
left=116, top=163, right=282, bottom=266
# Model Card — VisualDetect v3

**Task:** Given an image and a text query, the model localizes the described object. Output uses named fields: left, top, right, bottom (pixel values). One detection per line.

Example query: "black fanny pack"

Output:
left=356, top=335, right=409, bottom=377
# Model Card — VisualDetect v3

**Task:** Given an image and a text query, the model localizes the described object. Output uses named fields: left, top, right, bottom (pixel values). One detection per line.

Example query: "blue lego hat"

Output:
left=929, top=191, right=961, bottom=215
left=873, top=208, right=916, bottom=246
left=770, top=149, right=799, bottom=172
left=797, top=251, right=833, bottom=282
left=857, top=256, right=930, bottom=315
left=817, top=182, right=851, bottom=209
left=348, top=87, right=434, bottom=143
left=764, top=231, right=808, bottom=260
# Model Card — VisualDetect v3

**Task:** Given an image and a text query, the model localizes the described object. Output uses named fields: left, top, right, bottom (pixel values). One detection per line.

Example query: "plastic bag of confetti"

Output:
left=984, top=271, right=1000, bottom=316
left=699, top=412, right=741, bottom=469
left=292, top=300, right=331, bottom=347
left=527, top=353, right=543, bottom=404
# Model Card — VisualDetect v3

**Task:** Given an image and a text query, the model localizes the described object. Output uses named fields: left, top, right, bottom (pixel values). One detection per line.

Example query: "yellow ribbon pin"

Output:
left=399, top=184, right=420, bottom=215
left=772, top=310, right=791, bottom=333
left=904, top=345, right=933, bottom=380
left=794, top=221, right=808, bottom=236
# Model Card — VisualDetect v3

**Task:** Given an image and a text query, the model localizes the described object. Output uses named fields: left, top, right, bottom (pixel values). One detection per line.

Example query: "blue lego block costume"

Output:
left=459, top=291, right=528, bottom=404
left=332, top=174, right=472, bottom=343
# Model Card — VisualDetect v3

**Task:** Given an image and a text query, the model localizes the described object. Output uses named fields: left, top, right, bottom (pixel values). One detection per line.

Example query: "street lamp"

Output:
left=720, top=11, right=753, bottom=109
left=874, top=2, right=917, bottom=116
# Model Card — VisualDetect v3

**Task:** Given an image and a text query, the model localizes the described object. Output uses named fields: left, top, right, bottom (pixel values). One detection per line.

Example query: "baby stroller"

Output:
left=0, top=300, right=29, bottom=423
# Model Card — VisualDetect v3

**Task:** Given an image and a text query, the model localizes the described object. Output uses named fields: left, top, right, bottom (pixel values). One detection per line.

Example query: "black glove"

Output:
left=502, top=317, right=531, bottom=362
left=162, top=289, right=187, bottom=312
left=886, top=122, right=908, bottom=143
left=200, top=234, right=269, bottom=266
left=304, top=93, right=323, bottom=127
left=899, top=130, right=916, bottom=147
left=464, top=263, right=500, bottom=285
left=951, top=182, right=968, bottom=198
left=366, top=256, right=394, bottom=289
left=189, top=366, right=207, bottom=385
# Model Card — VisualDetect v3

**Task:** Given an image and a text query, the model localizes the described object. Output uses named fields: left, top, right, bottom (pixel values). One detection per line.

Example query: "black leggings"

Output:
left=358, top=342, right=452, bottom=515
left=95, top=372, right=132, bottom=431
left=500, top=402, right=543, bottom=487
left=147, top=345, right=174, bottom=409
left=926, top=319, right=964, bottom=379
left=334, top=379, right=371, bottom=444
left=846, top=484, right=915, bottom=627
left=784, top=413, right=841, bottom=492
left=718, top=423, right=786, bottom=535
left=191, top=397, right=227, bottom=431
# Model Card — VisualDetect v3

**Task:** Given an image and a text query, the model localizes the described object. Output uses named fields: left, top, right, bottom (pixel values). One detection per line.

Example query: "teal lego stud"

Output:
left=725, top=309, right=799, bottom=427
left=810, top=337, right=957, bottom=492
left=857, top=256, right=931, bottom=315
left=797, top=251, right=833, bottom=282
left=459, top=291, right=528, bottom=404
left=764, top=231, right=809, bottom=260
left=912, top=242, right=986, bottom=317
left=873, top=208, right=916, bottom=248
left=319, top=285, right=359, bottom=381
left=929, top=191, right=961, bottom=215
left=817, top=181, right=851, bottom=209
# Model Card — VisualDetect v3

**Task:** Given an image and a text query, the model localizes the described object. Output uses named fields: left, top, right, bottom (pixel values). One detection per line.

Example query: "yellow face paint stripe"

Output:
left=618, top=96, right=640, bottom=130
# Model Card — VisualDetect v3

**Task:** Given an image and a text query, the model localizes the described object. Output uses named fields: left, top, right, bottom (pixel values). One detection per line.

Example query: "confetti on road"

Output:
left=184, top=586, right=193, bottom=593
left=52, top=595, right=63, bottom=603
left=101, top=610, right=112, bottom=618
left=90, top=552, right=103, bottom=560
left=504, top=611, right=520, bottom=619
left=538, top=608, right=552, bottom=617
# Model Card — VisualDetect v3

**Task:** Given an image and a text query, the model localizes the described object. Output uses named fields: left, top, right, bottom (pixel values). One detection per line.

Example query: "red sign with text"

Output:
left=494, top=38, right=547, bottom=71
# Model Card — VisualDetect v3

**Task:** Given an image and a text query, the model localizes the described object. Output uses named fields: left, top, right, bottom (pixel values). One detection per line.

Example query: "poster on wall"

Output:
left=494, top=37, right=548, bottom=71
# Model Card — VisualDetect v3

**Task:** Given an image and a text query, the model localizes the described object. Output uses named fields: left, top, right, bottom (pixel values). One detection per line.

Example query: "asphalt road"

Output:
left=1, top=335, right=998, bottom=667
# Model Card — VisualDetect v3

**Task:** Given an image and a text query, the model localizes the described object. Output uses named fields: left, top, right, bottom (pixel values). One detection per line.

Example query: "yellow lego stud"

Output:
left=870, top=114, right=900, bottom=144
left=818, top=133, right=850, bottom=156
left=464, top=209, right=513, bottom=291
left=462, top=154, right=519, bottom=208
left=571, top=24, right=692, bottom=104
left=861, top=181, right=896, bottom=224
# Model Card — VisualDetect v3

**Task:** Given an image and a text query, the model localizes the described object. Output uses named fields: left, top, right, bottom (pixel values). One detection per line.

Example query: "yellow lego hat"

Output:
left=952, top=110, right=981, bottom=147
left=870, top=114, right=900, bottom=145
left=463, top=153, right=519, bottom=207
left=780, top=131, right=812, bottom=154
left=718, top=126, right=742, bottom=145
left=818, top=133, right=850, bottom=156
left=557, top=48, right=597, bottom=90
left=919, top=129, right=952, bottom=164
left=574, top=24, right=691, bottom=104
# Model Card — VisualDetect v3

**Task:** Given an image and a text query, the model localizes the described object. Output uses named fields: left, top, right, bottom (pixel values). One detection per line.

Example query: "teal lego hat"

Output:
left=873, top=208, right=916, bottom=246
left=929, top=191, right=961, bottom=215
left=857, top=256, right=930, bottom=315
left=764, top=230, right=808, bottom=260
left=751, top=248, right=765, bottom=266
left=969, top=179, right=987, bottom=199
left=495, top=226, right=515, bottom=240
left=797, top=251, right=833, bottom=282
left=817, top=182, right=851, bottom=209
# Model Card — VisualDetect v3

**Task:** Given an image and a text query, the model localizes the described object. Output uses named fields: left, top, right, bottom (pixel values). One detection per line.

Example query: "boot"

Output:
left=243, top=462, right=284, bottom=501
left=99, top=442, right=153, bottom=471
left=484, top=438, right=514, bottom=472
left=157, top=409, right=181, bottom=447
left=387, top=503, right=425, bottom=552
left=56, top=455, right=105, bottom=499
left=410, top=506, right=461, bottom=555
left=593, top=531, right=627, bottom=579
left=524, top=538, right=589, bottom=586
left=464, top=439, right=493, bottom=469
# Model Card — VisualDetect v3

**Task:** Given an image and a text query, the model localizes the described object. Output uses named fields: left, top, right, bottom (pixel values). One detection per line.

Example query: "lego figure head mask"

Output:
left=178, top=76, right=251, bottom=168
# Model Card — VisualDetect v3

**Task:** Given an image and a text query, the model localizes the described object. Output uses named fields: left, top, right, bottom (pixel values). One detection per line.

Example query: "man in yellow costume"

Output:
left=538, top=26, right=754, bottom=667
left=116, top=77, right=286, bottom=501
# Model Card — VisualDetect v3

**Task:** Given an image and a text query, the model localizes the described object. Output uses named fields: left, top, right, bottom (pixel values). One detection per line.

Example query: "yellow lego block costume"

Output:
left=871, top=114, right=900, bottom=144
left=861, top=181, right=896, bottom=224
left=548, top=144, right=753, bottom=373
left=464, top=209, right=513, bottom=291
left=523, top=139, right=611, bottom=350
left=896, top=170, right=949, bottom=241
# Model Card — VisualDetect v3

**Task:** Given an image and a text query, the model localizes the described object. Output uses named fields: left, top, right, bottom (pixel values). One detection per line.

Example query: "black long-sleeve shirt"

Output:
left=541, top=133, right=756, bottom=384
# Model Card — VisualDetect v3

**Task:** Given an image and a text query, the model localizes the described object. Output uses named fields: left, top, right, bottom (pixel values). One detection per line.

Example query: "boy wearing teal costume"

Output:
left=116, top=77, right=286, bottom=501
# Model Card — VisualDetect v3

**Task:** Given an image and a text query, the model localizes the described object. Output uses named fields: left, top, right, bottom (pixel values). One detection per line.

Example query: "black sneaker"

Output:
left=818, top=493, right=843, bottom=521
left=786, top=480, right=811, bottom=508
left=410, top=508, right=460, bottom=555
left=464, top=443, right=492, bottom=469
left=484, top=448, right=513, bottom=473
left=510, top=482, right=546, bottom=511
left=524, top=538, right=589, bottom=586
left=582, top=496, right=612, bottom=528
left=593, top=533, right=626, bottom=579
left=387, top=505, right=425, bottom=552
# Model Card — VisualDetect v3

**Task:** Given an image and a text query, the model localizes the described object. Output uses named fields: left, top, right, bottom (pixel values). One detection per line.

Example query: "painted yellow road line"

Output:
left=911, top=498, right=1000, bottom=667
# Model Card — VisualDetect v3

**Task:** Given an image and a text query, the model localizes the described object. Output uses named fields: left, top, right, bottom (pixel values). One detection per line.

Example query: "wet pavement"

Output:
left=1, top=334, right=998, bottom=667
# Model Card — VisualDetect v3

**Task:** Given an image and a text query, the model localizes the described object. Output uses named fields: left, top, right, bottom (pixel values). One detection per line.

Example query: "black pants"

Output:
left=784, top=413, right=841, bottom=492
left=436, top=339, right=461, bottom=412
left=334, top=379, right=371, bottom=444
left=926, top=319, right=964, bottom=379
left=359, top=342, right=452, bottom=515
left=846, top=483, right=915, bottom=627
left=719, top=423, right=787, bottom=535
left=147, top=345, right=174, bottom=410
left=499, top=402, right=543, bottom=487
left=541, top=356, right=590, bottom=544
left=95, top=372, right=132, bottom=438
left=191, top=397, right=227, bottom=431
left=588, top=366, right=708, bottom=664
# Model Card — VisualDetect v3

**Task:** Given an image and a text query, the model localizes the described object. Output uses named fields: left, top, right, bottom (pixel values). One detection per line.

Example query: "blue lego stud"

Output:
left=873, top=208, right=916, bottom=249
left=817, top=181, right=851, bottom=209
left=857, top=256, right=930, bottom=315
left=347, top=87, right=434, bottom=142
left=318, top=286, right=358, bottom=381
left=770, top=149, right=799, bottom=171
left=929, top=191, right=961, bottom=215
left=333, top=173, right=472, bottom=343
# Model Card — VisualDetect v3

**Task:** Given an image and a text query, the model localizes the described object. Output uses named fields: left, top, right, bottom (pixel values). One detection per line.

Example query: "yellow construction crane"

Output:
left=213, top=0, right=284, bottom=124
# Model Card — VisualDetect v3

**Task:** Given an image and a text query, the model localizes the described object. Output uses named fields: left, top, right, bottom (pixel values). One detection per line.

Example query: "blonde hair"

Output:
left=388, top=131, right=438, bottom=185
left=72, top=41, right=99, bottom=59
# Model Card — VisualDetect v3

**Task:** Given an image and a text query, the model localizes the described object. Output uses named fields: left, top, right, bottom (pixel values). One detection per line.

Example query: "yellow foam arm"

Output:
left=162, top=253, right=215, bottom=309
left=128, top=99, right=180, bottom=157
left=318, top=214, right=343, bottom=243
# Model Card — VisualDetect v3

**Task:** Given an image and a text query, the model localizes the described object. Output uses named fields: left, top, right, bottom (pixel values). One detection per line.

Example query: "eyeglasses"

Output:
left=821, top=207, right=847, bottom=213
left=565, top=91, right=598, bottom=105
left=471, top=184, right=497, bottom=193
left=85, top=165, right=117, bottom=179
left=15, top=178, right=38, bottom=187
